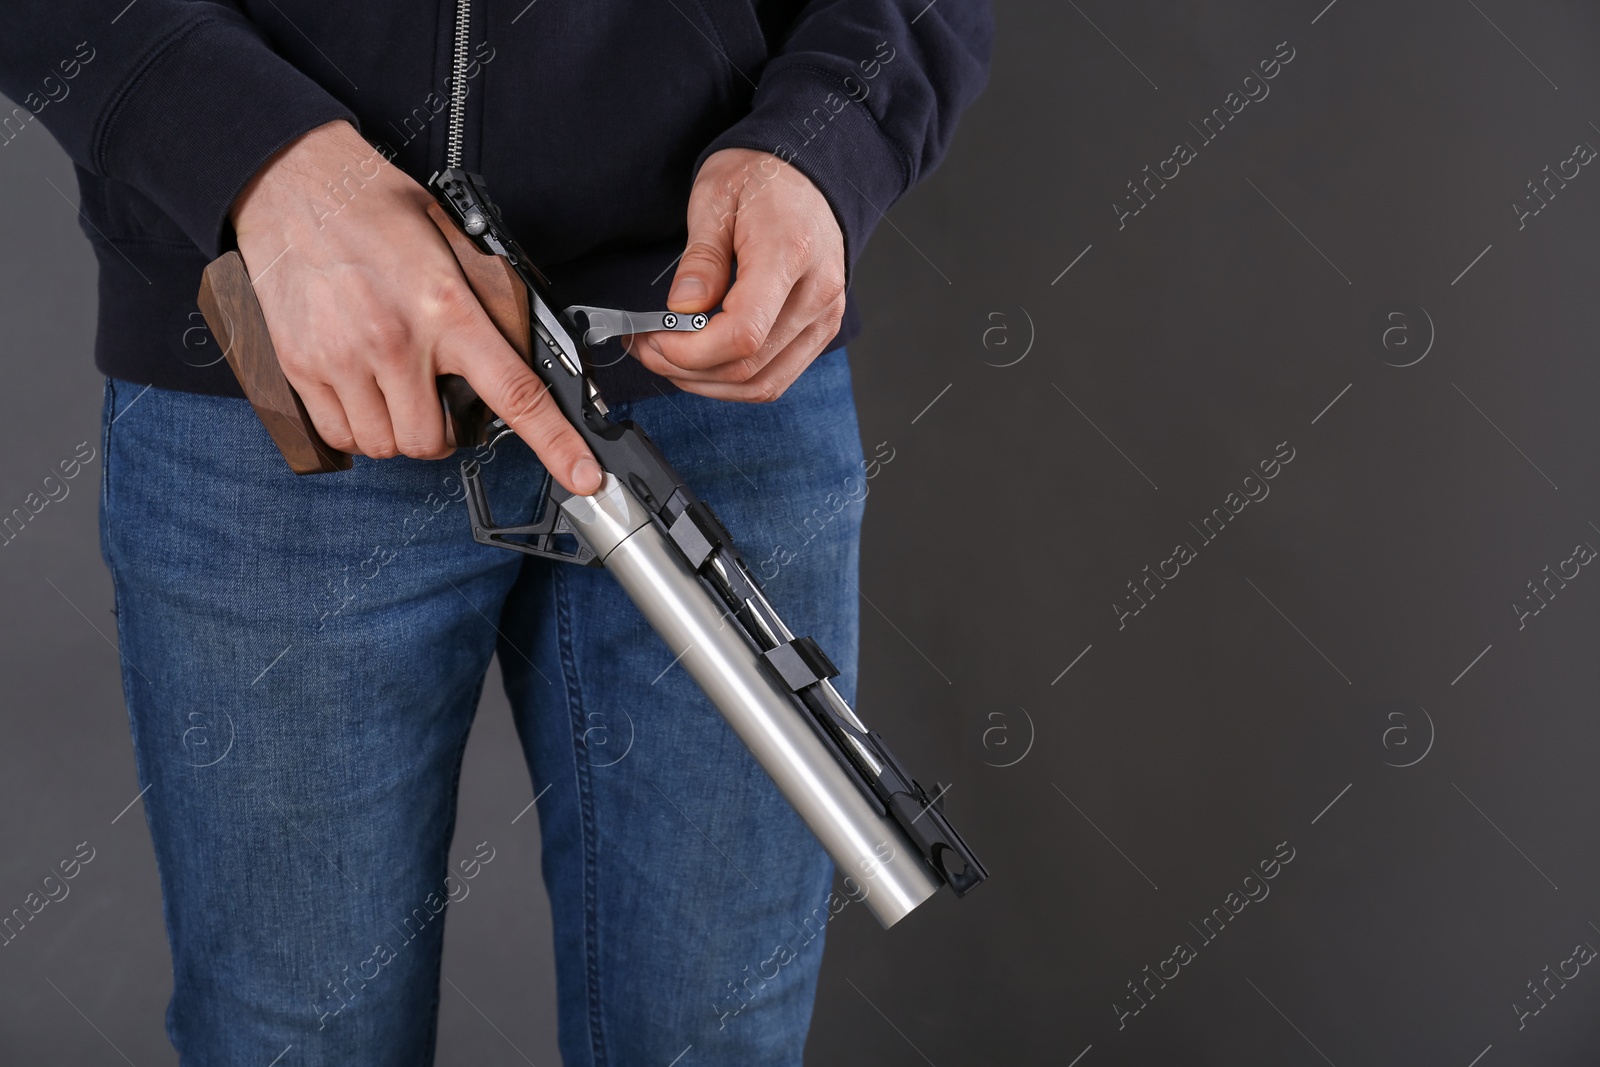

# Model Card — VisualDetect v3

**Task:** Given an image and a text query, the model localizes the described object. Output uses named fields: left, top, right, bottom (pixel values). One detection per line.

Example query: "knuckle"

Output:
left=429, top=280, right=480, bottom=325
left=731, top=355, right=762, bottom=383
left=395, top=432, right=445, bottom=459
left=322, top=428, right=357, bottom=452
left=814, top=274, right=846, bottom=308
left=359, top=313, right=411, bottom=356
left=681, top=239, right=727, bottom=271
left=812, top=310, right=845, bottom=340
left=369, top=342, right=410, bottom=373
left=365, top=440, right=398, bottom=460
left=727, top=319, right=766, bottom=360
left=699, top=174, right=741, bottom=215
left=497, top=371, right=554, bottom=430
left=780, top=231, right=814, bottom=275
left=732, top=377, right=784, bottom=406
left=278, top=346, right=321, bottom=381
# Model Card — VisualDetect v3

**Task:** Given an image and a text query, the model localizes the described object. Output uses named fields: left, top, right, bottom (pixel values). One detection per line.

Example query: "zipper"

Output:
left=445, top=0, right=472, bottom=169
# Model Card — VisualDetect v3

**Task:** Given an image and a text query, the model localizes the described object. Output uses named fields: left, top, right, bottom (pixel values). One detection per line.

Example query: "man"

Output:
left=1, top=0, right=991, bottom=1062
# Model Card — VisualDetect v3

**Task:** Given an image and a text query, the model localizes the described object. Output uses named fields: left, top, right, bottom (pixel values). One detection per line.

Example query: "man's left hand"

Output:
left=630, top=147, right=847, bottom=402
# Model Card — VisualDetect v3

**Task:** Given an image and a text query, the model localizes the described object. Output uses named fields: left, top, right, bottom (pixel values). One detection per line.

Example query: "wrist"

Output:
left=229, top=120, right=379, bottom=238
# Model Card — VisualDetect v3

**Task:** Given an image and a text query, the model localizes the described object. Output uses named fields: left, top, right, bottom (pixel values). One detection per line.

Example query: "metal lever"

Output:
left=563, top=305, right=710, bottom=347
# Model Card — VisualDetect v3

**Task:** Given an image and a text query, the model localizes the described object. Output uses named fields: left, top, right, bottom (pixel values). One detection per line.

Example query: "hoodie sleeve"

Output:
left=694, top=0, right=994, bottom=280
left=0, top=0, right=357, bottom=257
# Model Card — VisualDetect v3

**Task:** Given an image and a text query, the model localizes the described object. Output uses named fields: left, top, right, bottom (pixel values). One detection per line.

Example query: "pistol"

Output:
left=197, top=169, right=986, bottom=927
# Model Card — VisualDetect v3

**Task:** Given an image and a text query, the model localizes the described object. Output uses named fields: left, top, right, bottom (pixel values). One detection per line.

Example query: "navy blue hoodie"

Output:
left=0, top=0, right=993, bottom=402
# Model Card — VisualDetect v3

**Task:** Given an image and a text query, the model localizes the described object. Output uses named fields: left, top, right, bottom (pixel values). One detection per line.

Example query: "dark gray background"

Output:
left=4, top=0, right=1598, bottom=1063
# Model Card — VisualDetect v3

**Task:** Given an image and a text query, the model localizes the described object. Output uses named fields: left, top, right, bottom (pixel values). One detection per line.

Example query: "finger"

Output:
left=668, top=309, right=843, bottom=404
left=375, top=362, right=452, bottom=459
left=665, top=169, right=740, bottom=313
left=645, top=235, right=807, bottom=373
left=634, top=270, right=836, bottom=385
left=437, top=322, right=601, bottom=496
left=328, top=373, right=399, bottom=458
left=295, top=380, right=357, bottom=454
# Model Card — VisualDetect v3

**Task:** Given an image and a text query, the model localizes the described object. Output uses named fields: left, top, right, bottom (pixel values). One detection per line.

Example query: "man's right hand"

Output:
left=228, top=120, right=603, bottom=495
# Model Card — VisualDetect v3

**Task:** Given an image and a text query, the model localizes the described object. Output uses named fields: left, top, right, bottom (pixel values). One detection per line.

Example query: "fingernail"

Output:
left=571, top=455, right=603, bottom=494
left=669, top=275, right=707, bottom=305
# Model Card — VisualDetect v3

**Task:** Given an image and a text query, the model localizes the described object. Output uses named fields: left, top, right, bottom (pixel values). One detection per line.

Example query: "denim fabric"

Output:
left=98, top=349, right=867, bottom=1066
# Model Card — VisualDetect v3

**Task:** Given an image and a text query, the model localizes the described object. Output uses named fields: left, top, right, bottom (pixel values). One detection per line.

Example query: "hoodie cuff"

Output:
left=95, top=12, right=358, bottom=258
left=695, top=64, right=911, bottom=284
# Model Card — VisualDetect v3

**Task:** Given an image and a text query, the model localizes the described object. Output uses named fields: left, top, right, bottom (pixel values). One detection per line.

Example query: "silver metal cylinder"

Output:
left=562, top=475, right=941, bottom=928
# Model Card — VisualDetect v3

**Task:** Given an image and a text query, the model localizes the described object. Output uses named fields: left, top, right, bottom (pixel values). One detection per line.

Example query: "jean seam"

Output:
left=418, top=668, right=490, bottom=1066
left=99, top=376, right=188, bottom=1051
left=553, top=566, right=608, bottom=1067
left=99, top=378, right=112, bottom=520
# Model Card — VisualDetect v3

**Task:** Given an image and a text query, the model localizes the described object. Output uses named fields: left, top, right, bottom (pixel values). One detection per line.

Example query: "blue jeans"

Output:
left=98, top=349, right=865, bottom=1065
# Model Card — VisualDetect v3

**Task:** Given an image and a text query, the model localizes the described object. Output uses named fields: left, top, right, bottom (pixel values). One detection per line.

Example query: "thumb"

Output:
left=667, top=183, right=737, bottom=312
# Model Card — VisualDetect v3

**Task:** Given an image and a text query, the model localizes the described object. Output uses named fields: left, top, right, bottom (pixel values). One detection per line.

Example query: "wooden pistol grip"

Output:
left=425, top=201, right=534, bottom=448
left=198, top=251, right=351, bottom=474
left=426, top=201, right=532, bottom=361
left=197, top=207, right=534, bottom=475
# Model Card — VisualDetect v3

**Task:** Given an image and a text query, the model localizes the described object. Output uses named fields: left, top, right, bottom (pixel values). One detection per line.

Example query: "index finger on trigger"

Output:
left=437, top=319, right=602, bottom=496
